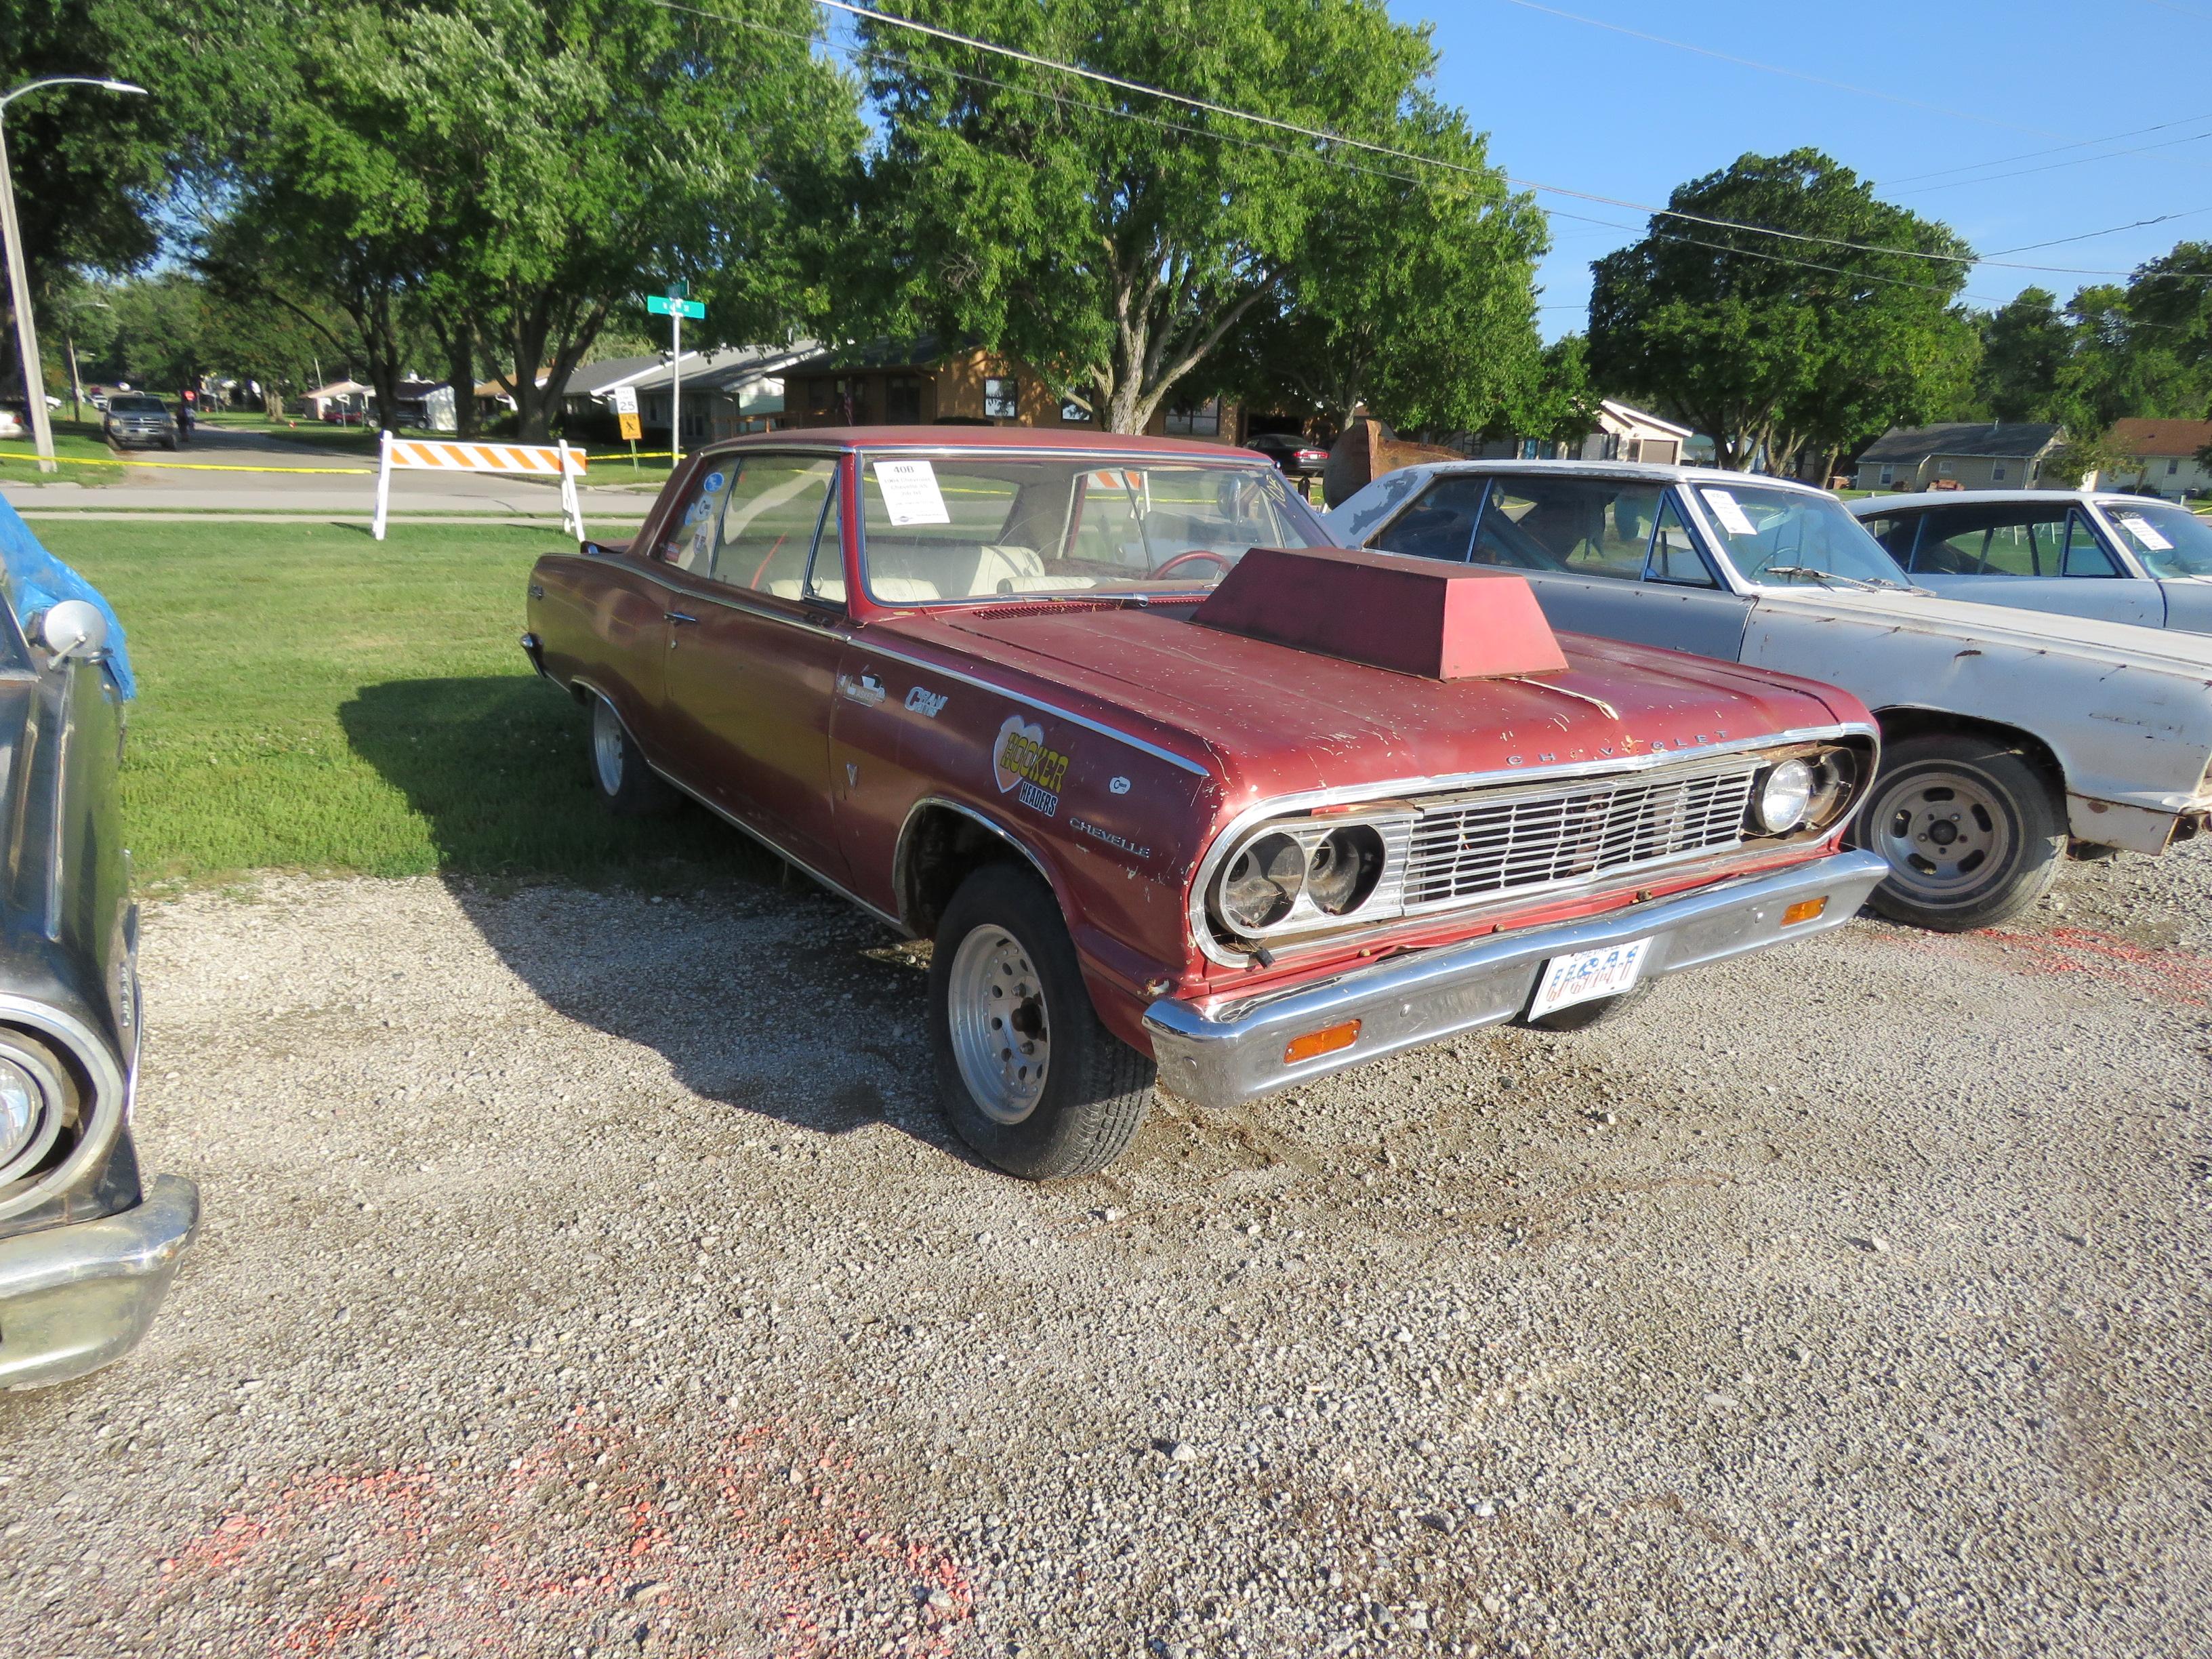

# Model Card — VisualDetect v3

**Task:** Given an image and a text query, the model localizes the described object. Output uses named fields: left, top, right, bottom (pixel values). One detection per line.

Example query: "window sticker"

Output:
left=2114, top=513, right=2173, bottom=552
left=1700, top=487, right=1758, bottom=538
left=872, top=458, right=950, bottom=526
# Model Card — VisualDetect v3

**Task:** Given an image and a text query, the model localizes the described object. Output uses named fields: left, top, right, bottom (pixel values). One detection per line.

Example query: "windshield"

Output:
left=108, top=396, right=165, bottom=414
left=2100, top=500, right=2212, bottom=578
left=856, top=453, right=1328, bottom=604
left=1695, top=483, right=1911, bottom=588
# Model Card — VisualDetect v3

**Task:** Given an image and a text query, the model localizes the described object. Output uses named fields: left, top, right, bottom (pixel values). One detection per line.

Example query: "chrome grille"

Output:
left=1403, top=758, right=1760, bottom=913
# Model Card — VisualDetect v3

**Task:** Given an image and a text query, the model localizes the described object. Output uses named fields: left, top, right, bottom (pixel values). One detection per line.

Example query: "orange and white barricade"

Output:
left=372, top=431, right=590, bottom=541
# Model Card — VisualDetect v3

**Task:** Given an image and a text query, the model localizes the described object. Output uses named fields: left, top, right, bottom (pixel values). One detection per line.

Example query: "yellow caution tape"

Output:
left=0, top=450, right=375, bottom=475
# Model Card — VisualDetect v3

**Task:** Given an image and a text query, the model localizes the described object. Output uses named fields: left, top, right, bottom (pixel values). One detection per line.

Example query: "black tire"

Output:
left=1521, top=981, right=1654, bottom=1031
left=586, top=694, right=676, bottom=817
left=1853, top=733, right=2064, bottom=932
left=928, top=863, right=1153, bottom=1181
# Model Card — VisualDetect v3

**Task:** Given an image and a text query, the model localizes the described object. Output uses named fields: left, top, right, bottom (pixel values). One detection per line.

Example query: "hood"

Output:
left=1756, top=586, right=2212, bottom=676
left=883, top=603, right=1860, bottom=802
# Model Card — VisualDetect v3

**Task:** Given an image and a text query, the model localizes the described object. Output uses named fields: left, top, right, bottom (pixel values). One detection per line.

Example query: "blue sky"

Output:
left=1398, top=0, right=2212, bottom=337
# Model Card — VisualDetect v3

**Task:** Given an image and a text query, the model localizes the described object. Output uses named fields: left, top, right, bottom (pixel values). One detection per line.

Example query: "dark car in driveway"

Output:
left=102, top=394, right=179, bottom=451
left=0, top=503, right=197, bottom=1389
left=1243, top=431, right=1332, bottom=478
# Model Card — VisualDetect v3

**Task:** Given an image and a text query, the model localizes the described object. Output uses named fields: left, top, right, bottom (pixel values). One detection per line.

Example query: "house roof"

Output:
left=623, top=342, right=818, bottom=396
left=565, top=355, right=678, bottom=396
left=1595, top=399, right=1693, bottom=440
left=303, top=379, right=369, bottom=399
left=1856, top=422, right=2062, bottom=464
left=2106, top=417, right=2212, bottom=457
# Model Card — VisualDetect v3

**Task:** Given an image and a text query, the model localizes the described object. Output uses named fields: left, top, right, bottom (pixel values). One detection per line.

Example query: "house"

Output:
left=1851, top=423, right=2065, bottom=491
left=2093, top=417, right=2212, bottom=497
left=560, top=354, right=686, bottom=425
left=386, top=379, right=455, bottom=432
left=1466, top=399, right=1694, bottom=466
left=621, top=344, right=815, bottom=446
left=781, top=337, right=1242, bottom=440
left=299, top=379, right=371, bottom=422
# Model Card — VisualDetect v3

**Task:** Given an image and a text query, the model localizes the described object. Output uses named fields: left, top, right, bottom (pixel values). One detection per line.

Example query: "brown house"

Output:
left=782, top=336, right=1241, bottom=441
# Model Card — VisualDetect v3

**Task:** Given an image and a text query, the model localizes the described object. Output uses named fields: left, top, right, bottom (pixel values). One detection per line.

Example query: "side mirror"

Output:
left=32, top=600, right=108, bottom=662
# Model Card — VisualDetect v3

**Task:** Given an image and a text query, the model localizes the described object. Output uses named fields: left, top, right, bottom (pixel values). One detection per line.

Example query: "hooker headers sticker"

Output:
left=993, top=714, right=1070, bottom=817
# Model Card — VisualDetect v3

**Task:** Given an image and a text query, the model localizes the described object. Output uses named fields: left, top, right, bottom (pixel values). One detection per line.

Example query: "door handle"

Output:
left=836, top=671, right=887, bottom=706
left=665, top=611, right=699, bottom=626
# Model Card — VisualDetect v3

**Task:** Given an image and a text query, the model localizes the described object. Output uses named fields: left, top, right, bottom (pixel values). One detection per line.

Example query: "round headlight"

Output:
left=1755, top=758, right=1816, bottom=833
left=1306, top=824, right=1386, bottom=916
left=1220, top=832, right=1305, bottom=932
left=0, top=1054, right=49, bottom=1175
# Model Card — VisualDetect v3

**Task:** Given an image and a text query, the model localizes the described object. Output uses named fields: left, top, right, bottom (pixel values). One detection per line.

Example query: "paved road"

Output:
left=1, top=425, right=657, bottom=522
left=1, top=829, right=2207, bottom=1656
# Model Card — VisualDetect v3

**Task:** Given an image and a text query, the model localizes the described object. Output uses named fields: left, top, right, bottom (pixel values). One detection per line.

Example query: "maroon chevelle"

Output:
left=523, top=428, right=1888, bottom=1179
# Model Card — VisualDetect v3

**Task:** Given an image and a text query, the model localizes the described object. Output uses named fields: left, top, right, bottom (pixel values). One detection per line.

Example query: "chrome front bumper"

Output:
left=1143, top=850, right=1888, bottom=1110
left=0, top=1175, right=200, bottom=1390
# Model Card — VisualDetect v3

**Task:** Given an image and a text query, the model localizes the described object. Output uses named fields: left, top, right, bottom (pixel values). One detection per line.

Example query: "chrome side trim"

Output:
left=1183, top=722, right=1879, bottom=968
left=892, top=796, right=1059, bottom=934
left=0, top=995, right=129, bottom=1225
left=842, top=640, right=1213, bottom=778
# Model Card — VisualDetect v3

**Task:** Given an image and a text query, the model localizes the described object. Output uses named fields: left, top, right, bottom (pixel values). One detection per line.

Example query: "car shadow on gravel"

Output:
left=342, top=676, right=990, bottom=1165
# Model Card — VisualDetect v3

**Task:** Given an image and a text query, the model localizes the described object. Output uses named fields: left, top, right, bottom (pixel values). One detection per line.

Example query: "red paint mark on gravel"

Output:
left=146, top=1411, right=979, bottom=1657
left=1893, top=922, right=2212, bottom=1008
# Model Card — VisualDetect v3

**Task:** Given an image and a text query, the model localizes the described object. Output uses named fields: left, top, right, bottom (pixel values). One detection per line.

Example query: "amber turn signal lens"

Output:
left=1782, top=897, right=1827, bottom=926
left=1284, top=1021, right=1361, bottom=1065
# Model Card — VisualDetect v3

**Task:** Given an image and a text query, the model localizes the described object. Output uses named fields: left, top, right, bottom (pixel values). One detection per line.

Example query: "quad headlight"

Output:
left=1754, top=758, right=1816, bottom=833
left=1748, top=746, right=1864, bottom=838
left=1210, top=814, right=1410, bottom=943
left=1220, top=832, right=1307, bottom=932
left=0, top=1046, right=62, bottom=1185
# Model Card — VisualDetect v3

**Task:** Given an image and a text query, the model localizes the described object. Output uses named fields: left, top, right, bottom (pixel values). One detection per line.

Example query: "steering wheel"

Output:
left=1149, top=549, right=1233, bottom=580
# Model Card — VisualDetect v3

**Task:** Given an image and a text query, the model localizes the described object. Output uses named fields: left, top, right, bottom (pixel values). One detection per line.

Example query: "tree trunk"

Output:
left=435, top=316, right=479, bottom=438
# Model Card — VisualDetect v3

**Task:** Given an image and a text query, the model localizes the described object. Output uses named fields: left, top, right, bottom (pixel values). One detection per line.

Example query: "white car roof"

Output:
left=1387, top=458, right=1835, bottom=499
left=1848, top=489, right=2173, bottom=514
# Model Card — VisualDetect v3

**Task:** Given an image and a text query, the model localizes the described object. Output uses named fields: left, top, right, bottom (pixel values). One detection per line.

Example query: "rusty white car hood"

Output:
left=1753, top=586, right=2212, bottom=679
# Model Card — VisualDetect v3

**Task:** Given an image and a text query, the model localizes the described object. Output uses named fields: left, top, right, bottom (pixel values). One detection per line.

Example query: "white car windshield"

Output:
left=2102, top=501, right=2212, bottom=579
left=1698, top=484, right=1912, bottom=589
left=857, top=453, right=1328, bottom=605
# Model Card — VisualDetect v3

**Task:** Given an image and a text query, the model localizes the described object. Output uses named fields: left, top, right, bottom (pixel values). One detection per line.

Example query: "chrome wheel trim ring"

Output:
left=1869, top=766, right=2013, bottom=902
left=946, top=923, right=1051, bottom=1126
left=592, top=699, right=626, bottom=796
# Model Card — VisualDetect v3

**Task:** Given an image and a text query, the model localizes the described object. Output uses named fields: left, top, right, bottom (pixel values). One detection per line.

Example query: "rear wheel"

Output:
left=928, top=863, right=1153, bottom=1180
left=587, top=695, right=675, bottom=817
left=1856, top=734, right=2063, bottom=931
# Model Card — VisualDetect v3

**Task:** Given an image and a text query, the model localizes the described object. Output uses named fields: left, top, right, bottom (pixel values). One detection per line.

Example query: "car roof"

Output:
left=1844, top=488, right=2183, bottom=513
left=1390, top=457, right=1834, bottom=498
left=693, top=424, right=1265, bottom=460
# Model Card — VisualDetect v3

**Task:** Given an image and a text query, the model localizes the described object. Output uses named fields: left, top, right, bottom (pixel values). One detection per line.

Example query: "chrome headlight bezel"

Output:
left=1753, top=758, right=1816, bottom=834
left=1207, top=808, right=1416, bottom=946
left=0, top=1036, right=69, bottom=1188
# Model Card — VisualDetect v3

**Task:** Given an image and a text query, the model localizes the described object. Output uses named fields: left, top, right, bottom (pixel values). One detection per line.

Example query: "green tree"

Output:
left=1973, top=287, right=2069, bottom=422
left=2045, top=424, right=2144, bottom=487
left=1504, top=333, right=1597, bottom=449
left=857, top=0, right=1450, bottom=434
left=1588, top=148, right=1977, bottom=472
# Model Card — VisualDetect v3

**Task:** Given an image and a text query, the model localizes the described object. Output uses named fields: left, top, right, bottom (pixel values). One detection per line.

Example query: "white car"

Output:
left=1849, top=489, right=2212, bottom=632
left=1327, top=460, right=2212, bottom=930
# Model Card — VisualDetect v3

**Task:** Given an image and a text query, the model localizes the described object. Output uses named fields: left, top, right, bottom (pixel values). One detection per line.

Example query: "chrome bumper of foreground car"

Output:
left=1143, top=850, right=1889, bottom=1111
left=0, top=1175, right=200, bottom=1390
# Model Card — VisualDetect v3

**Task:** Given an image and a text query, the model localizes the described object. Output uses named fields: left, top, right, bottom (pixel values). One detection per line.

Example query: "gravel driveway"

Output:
left=3, top=842, right=2209, bottom=1658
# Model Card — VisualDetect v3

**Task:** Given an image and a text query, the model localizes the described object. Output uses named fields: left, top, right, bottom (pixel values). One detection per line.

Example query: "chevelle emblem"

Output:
left=994, top=714, right=1069, bottom=817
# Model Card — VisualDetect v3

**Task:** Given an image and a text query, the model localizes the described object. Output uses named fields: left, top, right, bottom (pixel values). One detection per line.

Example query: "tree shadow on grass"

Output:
left=339, top=676, right=977, bottom=1159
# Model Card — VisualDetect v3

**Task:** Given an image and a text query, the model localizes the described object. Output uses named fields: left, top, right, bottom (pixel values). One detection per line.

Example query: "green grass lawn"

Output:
left=0, top=417, right=131, bottom=477
left=38, top=520, right=734, bottom=886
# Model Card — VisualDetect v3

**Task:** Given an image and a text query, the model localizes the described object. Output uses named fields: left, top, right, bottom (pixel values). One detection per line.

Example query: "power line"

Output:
left=1985, top=209, right=2212, bottom=258
left=1889, top=126, right=2212, bottom=197
left=1879, top=112, right=2212, bottom=187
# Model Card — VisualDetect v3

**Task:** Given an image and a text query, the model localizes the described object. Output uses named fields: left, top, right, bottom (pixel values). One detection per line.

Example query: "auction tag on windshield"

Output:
left=1528, top=937, right=1652, bottom=1021
left=1700, top=488, right=1759, bottom=538
left=872, top=459, right=950, bottom=526
left=2114, top=512, right=2173, bottom=551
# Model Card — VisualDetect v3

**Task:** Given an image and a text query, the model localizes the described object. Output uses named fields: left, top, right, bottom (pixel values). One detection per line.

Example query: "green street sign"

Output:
left=646, top=294, right=705, bottom=319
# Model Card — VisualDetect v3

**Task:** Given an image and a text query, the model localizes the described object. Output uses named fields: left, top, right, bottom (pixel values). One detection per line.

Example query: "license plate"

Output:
left=1528, top=937, right=1652, bottom=1021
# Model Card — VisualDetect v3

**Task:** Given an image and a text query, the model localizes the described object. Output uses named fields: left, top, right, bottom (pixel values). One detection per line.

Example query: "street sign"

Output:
left=646, top=294, right=704, bottom=319
left=612, top=384, right=642, bottom=442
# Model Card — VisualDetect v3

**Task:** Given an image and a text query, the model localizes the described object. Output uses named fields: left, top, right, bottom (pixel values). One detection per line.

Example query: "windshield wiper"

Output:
left=1761, top=565, right=1885, bottom=592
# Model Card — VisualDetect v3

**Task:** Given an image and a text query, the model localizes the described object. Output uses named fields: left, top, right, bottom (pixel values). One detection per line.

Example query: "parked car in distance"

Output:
left=101, top=394, right=179, bottom=451
left=0, top=507, right=199, bottom=1388
left=1849, top=490, right=2212, bottom=632
left=526, top=428, right=1887, bottom=1180
left=1244, top=431, right=1332, bottom=478
left=1327, top=459, right=2212, bottom=932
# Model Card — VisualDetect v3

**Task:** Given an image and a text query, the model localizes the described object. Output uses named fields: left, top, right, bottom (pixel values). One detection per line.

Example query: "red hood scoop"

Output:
left=1192, top=545, right=1569, bottom=680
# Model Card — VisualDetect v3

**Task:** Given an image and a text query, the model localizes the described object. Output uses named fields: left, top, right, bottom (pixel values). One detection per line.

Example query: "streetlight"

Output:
left=0, top=77, right=147, bottom=475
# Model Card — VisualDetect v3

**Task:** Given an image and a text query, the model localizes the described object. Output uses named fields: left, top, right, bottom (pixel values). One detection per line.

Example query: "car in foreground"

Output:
left=1849, top=489, right=2212, bottom=632
left=1243, top=431, right=1332, bottom=479
left=1326, top=460, right=2212, bottom=932
left=524, top=429, right=1885, bottom=1179
left=0, top=502, right=198, bottom=1388
left=101, top=394, right=179, bottom=451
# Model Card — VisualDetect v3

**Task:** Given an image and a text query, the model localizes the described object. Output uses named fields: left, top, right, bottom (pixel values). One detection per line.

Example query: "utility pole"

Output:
left=0, top=77, right=146, bottom=474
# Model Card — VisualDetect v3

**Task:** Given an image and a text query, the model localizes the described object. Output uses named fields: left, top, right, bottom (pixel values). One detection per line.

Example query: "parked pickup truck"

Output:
left=1328, top=459, right=2212, bottom=931
left=525, top=429, right=1886, bottom=1179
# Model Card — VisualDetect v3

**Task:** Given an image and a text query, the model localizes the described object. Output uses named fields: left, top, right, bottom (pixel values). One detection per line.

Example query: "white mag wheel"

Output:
left=591, top=697, right=628, bottom=797
left=945, top=923, right=1052, bottom=1126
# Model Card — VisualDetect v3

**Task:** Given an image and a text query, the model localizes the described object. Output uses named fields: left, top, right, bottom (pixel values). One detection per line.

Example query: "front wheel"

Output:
left=928, top=863, right=1153, bottom=1180
left=1855, top=734, right=2064, bottom=931
left=587, top=695, right=676, bottom=817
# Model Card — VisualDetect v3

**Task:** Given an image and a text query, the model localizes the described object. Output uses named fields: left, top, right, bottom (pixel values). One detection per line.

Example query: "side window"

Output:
left=1914, top=507, right=2066, bottom=577
left=1647, top=495, right=1715, bottom=586
left=1370, top=477, right=1486, bottom=563
left=1473, top=476, right=1663, bottom=581
left=804, top=476, right=846, bottom=604
left=1857, top=513, right=1919, bottom=566
left=2062, top=510, right=2120, bottom=577
left=712, top=455, right=838, bottom=596
left=659, top=462, right=735, bottom=571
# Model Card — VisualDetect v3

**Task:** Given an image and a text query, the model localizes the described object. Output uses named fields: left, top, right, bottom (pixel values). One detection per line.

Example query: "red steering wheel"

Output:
left=1149, top=549, right=1232, bottom=580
